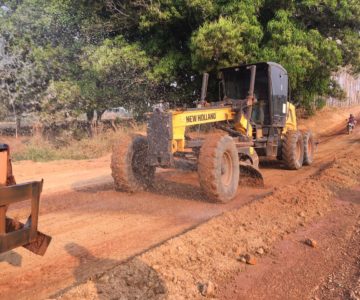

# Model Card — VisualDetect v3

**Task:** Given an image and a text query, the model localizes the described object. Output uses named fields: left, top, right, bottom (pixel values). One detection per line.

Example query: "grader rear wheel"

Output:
left=198, top=135, right=239, bottom=203
left=111, top=135, right=155, bottom=192
left=282, top=130, right=304, bottom=170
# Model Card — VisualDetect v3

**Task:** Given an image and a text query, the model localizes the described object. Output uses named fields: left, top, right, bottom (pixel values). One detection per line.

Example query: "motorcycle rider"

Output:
left=349, top=114, right=357, bottom=126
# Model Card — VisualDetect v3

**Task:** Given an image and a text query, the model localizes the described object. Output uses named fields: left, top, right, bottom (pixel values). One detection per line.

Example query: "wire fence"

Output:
left=327, top=70, right=360, bottom=107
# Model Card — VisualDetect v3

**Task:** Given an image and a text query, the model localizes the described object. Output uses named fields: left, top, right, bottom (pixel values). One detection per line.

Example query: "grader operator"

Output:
left=111, top=62, right=315, bottom=203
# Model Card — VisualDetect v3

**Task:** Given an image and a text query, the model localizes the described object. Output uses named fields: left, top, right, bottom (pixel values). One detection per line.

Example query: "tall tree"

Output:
left=1, top=0, right=359, bottom=121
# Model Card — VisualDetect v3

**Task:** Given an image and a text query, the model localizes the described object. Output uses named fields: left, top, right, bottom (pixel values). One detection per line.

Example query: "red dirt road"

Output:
left=218, top=186, right=360, bottom=300
left=0, top=107, right=359, bottom=300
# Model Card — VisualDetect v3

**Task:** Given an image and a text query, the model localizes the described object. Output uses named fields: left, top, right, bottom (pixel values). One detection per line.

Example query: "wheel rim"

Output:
left=307, top=139, right=313, bottom=157
left=295, top=139, right=301, bottom=162
left=221, top=151, right=233, bottom=187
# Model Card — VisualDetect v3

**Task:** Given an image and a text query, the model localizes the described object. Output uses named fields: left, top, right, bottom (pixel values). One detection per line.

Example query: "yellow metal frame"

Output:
left=170, top=107, right=252, bottom=152
left=168, top=101, right=297, bottom=153
left=283, top=102, right=297, bottom=134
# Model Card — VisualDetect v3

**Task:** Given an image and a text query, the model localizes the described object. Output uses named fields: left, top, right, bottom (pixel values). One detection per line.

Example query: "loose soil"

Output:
left=0, top=106, right=359, bottom=300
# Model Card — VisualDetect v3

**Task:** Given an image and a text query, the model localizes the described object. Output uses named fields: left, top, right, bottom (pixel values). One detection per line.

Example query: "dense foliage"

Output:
left=0, top=0, right=359, bottom=122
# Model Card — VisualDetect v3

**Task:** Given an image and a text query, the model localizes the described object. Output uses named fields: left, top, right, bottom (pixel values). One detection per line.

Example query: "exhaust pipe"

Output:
left=244, top=65, right=257, bottom=135
left=200, top=72, right=209, bottom=102
left=247, top=65, right=256, bottom=100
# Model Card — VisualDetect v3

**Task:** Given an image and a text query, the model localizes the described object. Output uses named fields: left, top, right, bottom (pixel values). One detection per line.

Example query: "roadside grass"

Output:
left=11, top=126, right=144, bottom=162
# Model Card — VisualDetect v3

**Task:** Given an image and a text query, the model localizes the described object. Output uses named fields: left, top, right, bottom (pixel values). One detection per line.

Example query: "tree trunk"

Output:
left=15, top=117, right=21, bottom=138
left=96, top=110, right=106, bottom=135
left=11, top=102, right=18, bottom=139
left=86, top=111, right=95, bottom=138
left=110, top=120, right=117, bottom=132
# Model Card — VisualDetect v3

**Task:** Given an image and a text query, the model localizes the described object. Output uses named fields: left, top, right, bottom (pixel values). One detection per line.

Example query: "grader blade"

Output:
left=4, top=217, right=52, bottom=256
left=239, top=163, right=264, bottom=187
left=23, top=231, right=51, bottom=255
left=0, top=180, right=51, bottom=256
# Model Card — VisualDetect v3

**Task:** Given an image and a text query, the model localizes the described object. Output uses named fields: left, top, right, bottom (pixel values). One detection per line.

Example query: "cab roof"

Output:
left=220, top=62, right=287, bottom=75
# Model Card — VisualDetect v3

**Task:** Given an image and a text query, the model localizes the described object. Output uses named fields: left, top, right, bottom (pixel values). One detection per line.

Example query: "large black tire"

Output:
left=303, top=130, right=315, bottom=166
left=282, top=130, right=304, bottom=170
left=111, top=135, right=155, bottom=192
left=198, top=135, right=239, bottom=203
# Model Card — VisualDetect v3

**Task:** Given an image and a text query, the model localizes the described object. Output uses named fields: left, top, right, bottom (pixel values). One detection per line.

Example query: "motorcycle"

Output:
left=347, top=120, right=357, bottom=134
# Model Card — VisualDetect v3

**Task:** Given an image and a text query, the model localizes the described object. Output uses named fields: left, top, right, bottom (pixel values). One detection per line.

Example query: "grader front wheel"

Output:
left=111, top=136, right=155, bottom=192
left=282, top=130, right=304, bottom=170
left=198, top=135, right=239, bottom=203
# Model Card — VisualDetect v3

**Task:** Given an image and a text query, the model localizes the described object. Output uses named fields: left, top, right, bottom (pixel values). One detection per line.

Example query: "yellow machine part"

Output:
left=170, top=107, right=253, bottom=152
left=234, top=114, right=253, bottom=137
left=168, top=101, right=296, bottom=152
left=283, top=102, right=297, bottom=134
left=0, top=151, right=7, bottom=186
left=171, top=107, right=235, bottom=152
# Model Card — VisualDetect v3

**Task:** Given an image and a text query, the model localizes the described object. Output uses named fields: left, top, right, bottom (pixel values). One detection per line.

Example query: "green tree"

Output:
left=1, top=0, right=110, bottom=118
left=106, top=0, right=359, bottom=110
left=1, top=0, right=359, bottom=122
left=0, top=35, right=47, bottom=134
left=40, top=36, right=155, bottom=124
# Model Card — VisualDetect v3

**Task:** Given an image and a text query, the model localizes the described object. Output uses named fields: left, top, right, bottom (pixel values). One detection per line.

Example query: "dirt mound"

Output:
left=315, top=154, right=360, bottom=188
left=57, top=147, right=360, bottom=300
left=57, top=259, right=167, bottom=300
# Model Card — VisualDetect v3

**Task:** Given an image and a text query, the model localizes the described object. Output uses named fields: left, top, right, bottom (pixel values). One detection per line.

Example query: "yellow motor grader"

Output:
left=111, top=62, right=315, bottom=203
left=0, top=144, right=51, bottom=255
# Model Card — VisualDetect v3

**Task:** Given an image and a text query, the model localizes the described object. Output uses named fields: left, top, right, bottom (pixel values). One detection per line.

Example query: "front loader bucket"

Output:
left=239, top=163, right=264, bottom=187
left=0, top=181, right=51, bottom=256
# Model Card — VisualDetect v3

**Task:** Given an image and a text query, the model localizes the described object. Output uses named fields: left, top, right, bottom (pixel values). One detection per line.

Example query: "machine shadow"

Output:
left=71, top=175, right=114, bottom=193
left=0, top=250, right=22, bottom=267
left=70, top=167, right=263, bottom=204
left=150, top=177, right=209, bottom=203
left=71, top=168, right=209, bottom=202
left=318, top=125, right=349, bottom=142
left=259, top=159, right=286, bottom=170
left=52, top=243, right=167, bottom=299
left=334, top=186, right=360, bottom=205
left=72, top=182, right=114, bottom=193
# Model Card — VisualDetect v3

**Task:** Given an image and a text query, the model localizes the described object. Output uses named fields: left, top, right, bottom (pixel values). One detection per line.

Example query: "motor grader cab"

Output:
left=111, top=62, right=314, bottom=203
left=219, top=62, right=314, bottom=169
left=0, top=144, right=51, bottom=255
